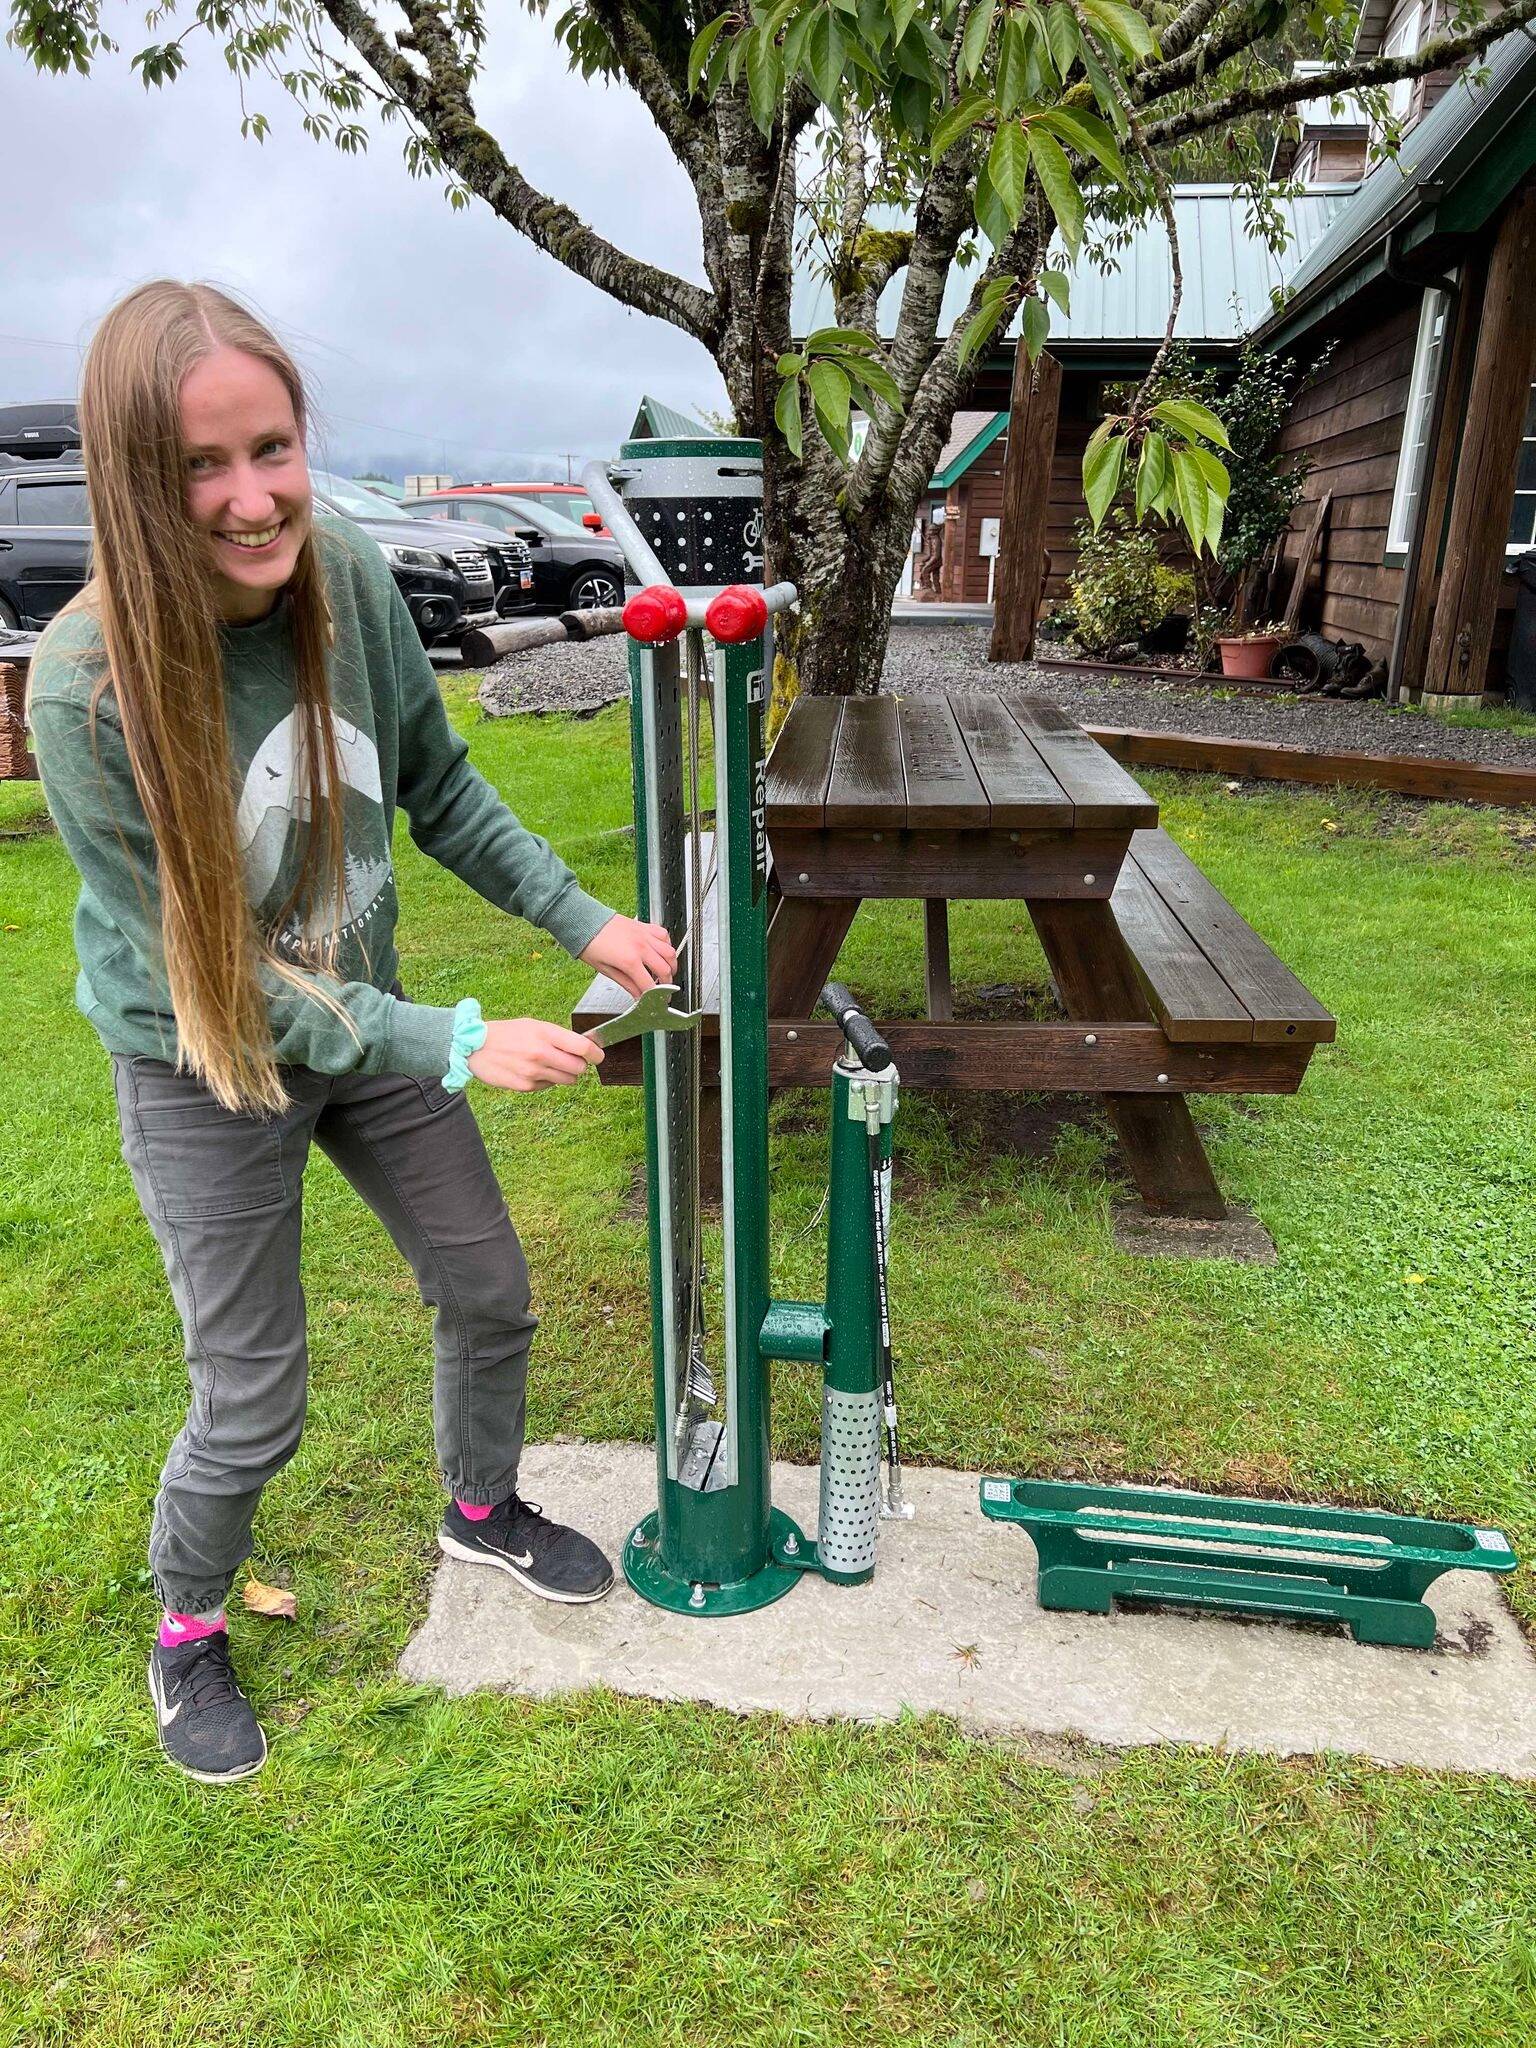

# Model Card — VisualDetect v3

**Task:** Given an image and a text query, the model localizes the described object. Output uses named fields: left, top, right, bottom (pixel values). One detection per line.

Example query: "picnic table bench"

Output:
left=575, top=692, right=1334, bottom=1220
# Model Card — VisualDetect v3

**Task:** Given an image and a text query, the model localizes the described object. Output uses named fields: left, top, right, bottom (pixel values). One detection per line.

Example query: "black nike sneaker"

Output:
left=438, top=1495, right=614, bottom=1604
left=147, top=1632, right=268, bottom=1784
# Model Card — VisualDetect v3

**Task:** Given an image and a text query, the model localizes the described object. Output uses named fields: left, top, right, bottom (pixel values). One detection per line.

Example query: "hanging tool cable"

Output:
left=677, top=628, right=715, bottom=1455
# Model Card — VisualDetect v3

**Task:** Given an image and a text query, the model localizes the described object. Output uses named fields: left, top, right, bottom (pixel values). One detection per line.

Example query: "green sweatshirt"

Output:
left=28, top=514, right=615, bottom=1080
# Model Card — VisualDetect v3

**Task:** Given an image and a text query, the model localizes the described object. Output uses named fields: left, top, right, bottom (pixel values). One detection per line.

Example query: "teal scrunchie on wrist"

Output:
left=442, top=997, right=489, bottom=1093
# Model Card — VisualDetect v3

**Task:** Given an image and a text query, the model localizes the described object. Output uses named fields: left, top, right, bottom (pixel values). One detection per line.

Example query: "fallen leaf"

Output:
left=243, top=1574, right=298, bottom=1620
left=1404, top=1273, right=1427, bottom=1285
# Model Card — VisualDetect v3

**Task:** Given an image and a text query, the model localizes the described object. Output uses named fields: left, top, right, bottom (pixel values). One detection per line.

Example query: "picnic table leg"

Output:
left=1027, top=898, right=1227, bottom=1221
left=923, top=901, right=954, bottom=1022
left=766, top=896, right=861, bottom=1016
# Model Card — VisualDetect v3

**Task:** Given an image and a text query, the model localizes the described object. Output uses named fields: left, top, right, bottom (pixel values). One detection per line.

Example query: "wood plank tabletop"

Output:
left=765, top=695, right=843, bottom=829
left=895, top=698, right=991, bottom=829
left=824, top=693, right=906, bottom=827
left=1002, top=697, right=1159, bottom=829
left=766, top=691, right=1154, bottom=834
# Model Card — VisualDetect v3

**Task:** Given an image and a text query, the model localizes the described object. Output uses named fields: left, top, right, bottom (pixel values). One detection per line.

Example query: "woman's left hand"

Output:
left=578, top=914, right=678, bottom=999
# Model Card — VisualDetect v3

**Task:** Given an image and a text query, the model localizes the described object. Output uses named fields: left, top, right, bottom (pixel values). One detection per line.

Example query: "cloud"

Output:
left=1, top=12, right=728, bottom=477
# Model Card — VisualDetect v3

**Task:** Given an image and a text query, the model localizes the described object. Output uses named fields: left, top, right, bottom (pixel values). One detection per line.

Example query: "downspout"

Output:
left=1384, top=226, right=1462, bottom=703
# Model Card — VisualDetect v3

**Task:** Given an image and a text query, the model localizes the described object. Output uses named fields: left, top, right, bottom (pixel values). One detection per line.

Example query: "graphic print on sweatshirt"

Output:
left=235, top=709, right=396, bottom=965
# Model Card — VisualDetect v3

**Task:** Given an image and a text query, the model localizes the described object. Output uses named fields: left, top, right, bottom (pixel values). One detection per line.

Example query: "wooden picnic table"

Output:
left=761, top=692, right=1333, bottom=1220
left=575, top=690, right=1333, bottom=1222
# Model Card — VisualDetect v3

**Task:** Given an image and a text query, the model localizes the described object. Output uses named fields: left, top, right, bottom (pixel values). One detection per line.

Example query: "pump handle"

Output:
left=821, top=982, right=892, bottom=1074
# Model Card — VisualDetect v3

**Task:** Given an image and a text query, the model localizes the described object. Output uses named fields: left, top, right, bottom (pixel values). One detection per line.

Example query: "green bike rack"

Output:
left=980, top=1477, right=1516, bottom=1647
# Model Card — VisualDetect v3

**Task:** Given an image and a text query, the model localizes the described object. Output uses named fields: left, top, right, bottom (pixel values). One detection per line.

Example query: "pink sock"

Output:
left=159, top=1609, right=226, bottom=1648
left=456, top=1499, right=495, bottom=1521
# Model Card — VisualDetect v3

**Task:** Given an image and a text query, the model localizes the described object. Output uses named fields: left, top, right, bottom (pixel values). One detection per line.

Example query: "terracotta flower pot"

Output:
left=1216, top=633, right=1281, bottom=680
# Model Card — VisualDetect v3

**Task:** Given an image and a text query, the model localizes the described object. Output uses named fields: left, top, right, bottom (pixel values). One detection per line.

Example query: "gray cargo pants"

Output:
left=111, top=1054, right=534, bottom=1617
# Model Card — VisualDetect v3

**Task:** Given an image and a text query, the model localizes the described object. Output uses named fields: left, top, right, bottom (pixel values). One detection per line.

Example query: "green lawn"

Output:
left=3, top=679, right=1535, bottom=2046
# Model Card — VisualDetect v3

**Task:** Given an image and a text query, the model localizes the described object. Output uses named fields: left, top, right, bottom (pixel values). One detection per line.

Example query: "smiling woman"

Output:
left=23, top=278, right=677, bottom=1788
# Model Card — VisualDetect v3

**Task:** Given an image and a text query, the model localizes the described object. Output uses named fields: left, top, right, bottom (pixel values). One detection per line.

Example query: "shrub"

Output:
left=1066, top=515, right=1194, bottom=656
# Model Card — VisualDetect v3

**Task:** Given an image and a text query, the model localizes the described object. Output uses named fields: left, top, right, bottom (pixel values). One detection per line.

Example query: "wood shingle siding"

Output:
left=1275, top=295, right=1419, bottom=658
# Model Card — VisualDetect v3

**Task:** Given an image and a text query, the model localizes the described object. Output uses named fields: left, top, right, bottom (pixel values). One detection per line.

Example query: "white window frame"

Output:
left=1382, top=3, right=1422, bottom=125
left=1386, top=282, right=1453, bottom=559
left=1508, top=381, right=1536, bottom=557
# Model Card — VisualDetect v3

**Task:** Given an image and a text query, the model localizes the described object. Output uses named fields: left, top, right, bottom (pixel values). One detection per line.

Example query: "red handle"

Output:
left=705, top=584, right=769, bottom=645
left=622, top=584, right=688, bottom=645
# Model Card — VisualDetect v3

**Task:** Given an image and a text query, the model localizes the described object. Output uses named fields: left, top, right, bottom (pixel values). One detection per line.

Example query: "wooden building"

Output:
left=1256, top=24, right=1536, bottom=705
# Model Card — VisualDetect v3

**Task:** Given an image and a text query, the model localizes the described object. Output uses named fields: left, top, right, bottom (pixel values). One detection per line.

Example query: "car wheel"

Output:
left=0, top=595, right=19, bottom=631
left=567, top=568, right=623, bottom=611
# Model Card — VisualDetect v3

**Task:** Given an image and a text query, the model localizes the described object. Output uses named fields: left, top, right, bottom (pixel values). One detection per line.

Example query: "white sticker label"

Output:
left=982, top=1480, right=1012, bottom=1503
left=1473, top=1528, right=1506, bottom=1550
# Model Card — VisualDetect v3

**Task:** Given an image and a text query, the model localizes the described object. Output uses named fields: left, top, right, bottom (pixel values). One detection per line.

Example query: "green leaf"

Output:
left=972, top=156, right=1013, bottom=249
left=1186, top=444, right=1231, bottom=502
left=985, top=122, right=1030, bottom=228
left=958, top=278, right=1015, bottom=368
left=1081, top=0, right=1156, bottom=59
left=959, top=0, right=996, bottom=79
left=842, top=355, right=904, bottom=410
left=776, top=351, right=807, bottom=374
left=1026, top=126, right=1084, bottom=255
left=1079, top=40, right=1130, bottom=132
left=931, top=93, right=993, bottom=162
left=1134, top=431, right=1167, bottom=519
left=807, top=358, right=853, bottom=456
left=892, top=0, right=923, bottom=40
left=1172, top=447, right=1209, bottom=553
left=1039, top=267, right=1071, bottom=315
left=746, top=26, right=782, bottom=133
left=1204, top=485, right=1226, bottom=555
left=1035, top=106, right=1128, bottom=183
left=1149, top=397, right=1233, bottom=451
left=805, top=9, right=847, bottom=103
left=1044, top=3, right=1080, bottom=80
left=805, top=326, right=879, bottom=353
left=1083, top=430, right=1128, bottom=528
left=1022, top=294, right=1050, bottom=362
left=774, top=375, right=803, bottom=459
left=996, top=12, right=1030, bottom=114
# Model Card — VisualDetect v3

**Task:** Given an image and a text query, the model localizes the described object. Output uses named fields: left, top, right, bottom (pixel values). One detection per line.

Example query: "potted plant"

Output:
left=1215, top=624, right=1284, bottom=680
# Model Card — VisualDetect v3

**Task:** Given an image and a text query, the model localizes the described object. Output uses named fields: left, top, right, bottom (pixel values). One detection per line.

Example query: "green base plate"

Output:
left=623, top=1507, right=809, bottom=1615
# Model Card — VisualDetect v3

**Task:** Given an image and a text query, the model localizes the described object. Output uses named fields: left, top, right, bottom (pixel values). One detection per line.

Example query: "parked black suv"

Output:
left=310, top=472, right=535, bottom=642
left=402, top=491, right=626, bottom=611
left=0, top=458, right=90, bottom=630
left=0, top=456, right=533, bottom=644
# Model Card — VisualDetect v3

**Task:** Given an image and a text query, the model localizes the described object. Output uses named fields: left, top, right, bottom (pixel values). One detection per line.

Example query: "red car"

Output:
left=445, top=482, right=608, bottom=535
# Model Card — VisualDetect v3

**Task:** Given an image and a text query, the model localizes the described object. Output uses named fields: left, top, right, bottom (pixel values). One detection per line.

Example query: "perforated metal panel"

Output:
left=817, top=1386, right=881, bottom=1576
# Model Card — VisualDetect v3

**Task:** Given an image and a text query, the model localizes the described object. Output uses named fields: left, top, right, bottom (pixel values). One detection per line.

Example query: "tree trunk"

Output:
left=767, top=475, right=918, bottom=699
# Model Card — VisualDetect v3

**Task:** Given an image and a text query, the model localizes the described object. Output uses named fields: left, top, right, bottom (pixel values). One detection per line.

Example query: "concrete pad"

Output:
left=399, top=1442, right=1536, bottom=1779
left=1112, top=1201, right=1277, bottom=1262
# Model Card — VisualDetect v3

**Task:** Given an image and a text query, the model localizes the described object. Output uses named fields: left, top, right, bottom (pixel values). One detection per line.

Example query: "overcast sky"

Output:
left=2, top=12, right=728, bottom=480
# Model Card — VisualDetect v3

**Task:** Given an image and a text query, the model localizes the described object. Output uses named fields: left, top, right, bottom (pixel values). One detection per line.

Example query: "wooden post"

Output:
left=1421, top=186, right=1536, bottom=711
left=1391, top=253, right=1486, bottom=702
left=989, top=348, right=1062, bottom=663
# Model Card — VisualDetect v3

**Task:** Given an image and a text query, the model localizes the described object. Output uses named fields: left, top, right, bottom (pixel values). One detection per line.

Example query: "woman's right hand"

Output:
left=467, top=1018, right=604, bottom=1092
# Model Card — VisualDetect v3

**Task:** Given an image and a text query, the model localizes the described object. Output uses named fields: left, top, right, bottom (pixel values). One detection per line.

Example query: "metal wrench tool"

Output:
left=586, top=982, right=704, bottom=1050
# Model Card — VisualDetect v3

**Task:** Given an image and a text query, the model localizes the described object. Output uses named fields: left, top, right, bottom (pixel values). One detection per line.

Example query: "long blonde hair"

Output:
left=71, top=280, right=351, bottom=1114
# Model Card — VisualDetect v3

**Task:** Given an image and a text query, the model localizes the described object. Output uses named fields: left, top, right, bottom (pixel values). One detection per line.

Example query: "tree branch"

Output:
left=317, top=0, right=721, bottom=345
left=1145, top=2, right=1536, bottom=148
left=583, top=1, right=715, bottom=187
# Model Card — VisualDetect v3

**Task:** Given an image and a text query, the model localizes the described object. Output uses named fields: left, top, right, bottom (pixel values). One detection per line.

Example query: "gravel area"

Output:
left=477, top=631, right=629, bottom=718
left=474, top=616, right=1536, bottom=770
left=887, top=623, right=1536, bottom=769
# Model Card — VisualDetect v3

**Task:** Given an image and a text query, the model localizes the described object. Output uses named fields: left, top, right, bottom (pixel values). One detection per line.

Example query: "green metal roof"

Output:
left=629, top=395, right=722, bottom=440
left=930, top=411, right=1007, bottom=489
left=1257, top=28, right=1536, bottom=350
